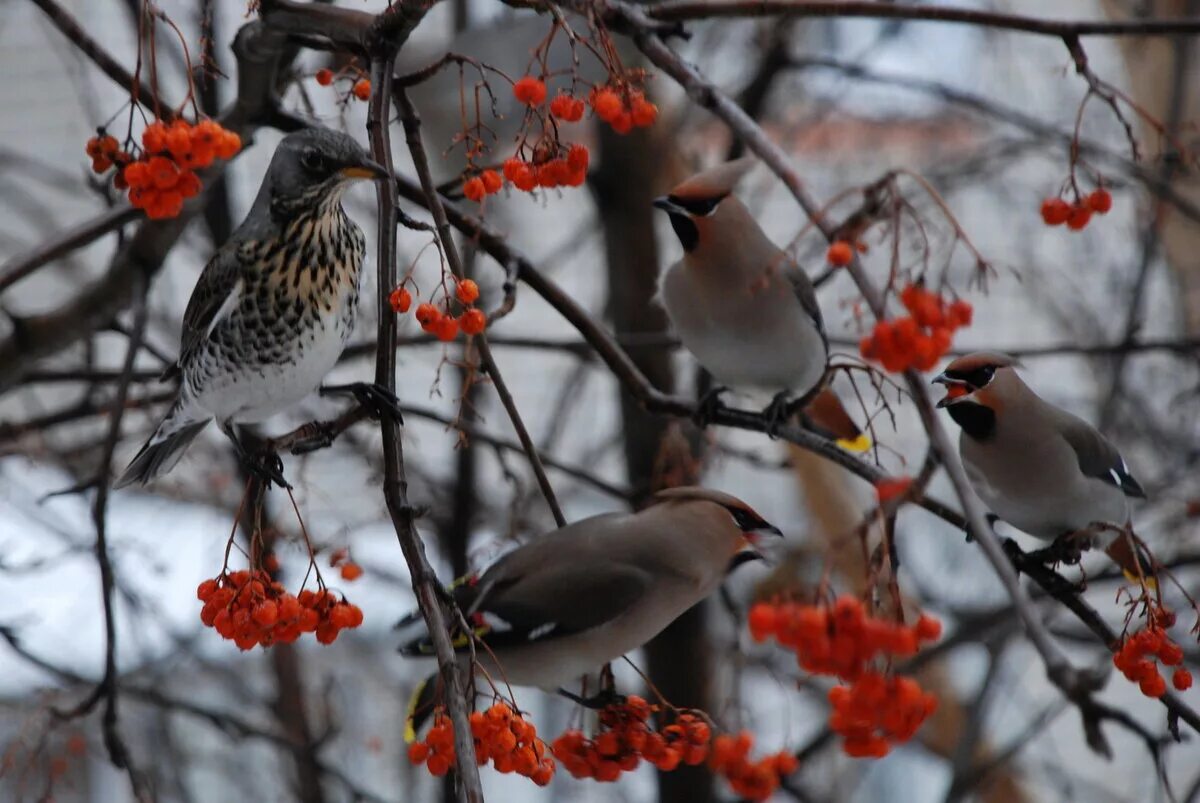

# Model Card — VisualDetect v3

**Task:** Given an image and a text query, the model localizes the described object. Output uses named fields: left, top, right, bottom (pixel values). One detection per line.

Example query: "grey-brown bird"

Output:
left=399, top=487, right=779, bottom=696
left=934, top=352, right=1147, bottom=573
left=116, top=128, right=389, bottom=488
left=653, top=159, right=863, bottom=445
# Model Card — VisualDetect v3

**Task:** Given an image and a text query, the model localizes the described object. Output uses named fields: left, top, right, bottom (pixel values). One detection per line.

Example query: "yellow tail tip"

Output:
left=837, top=433, right=872, bottom=453
left=404, top=677, right=428, bottom=744
left=1123, top=570, right=1158, bottom=591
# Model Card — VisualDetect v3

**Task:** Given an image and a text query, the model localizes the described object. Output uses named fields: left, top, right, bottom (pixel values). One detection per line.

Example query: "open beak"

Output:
left=340, top=158, right=390, bottom=181
left=932, top=373, right=972, bottom=408
left=653, top=195, right=688, bottom=216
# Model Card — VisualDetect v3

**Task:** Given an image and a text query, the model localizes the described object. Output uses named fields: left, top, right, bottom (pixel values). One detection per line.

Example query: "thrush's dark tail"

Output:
left=114, top=407, right=209, bottom=488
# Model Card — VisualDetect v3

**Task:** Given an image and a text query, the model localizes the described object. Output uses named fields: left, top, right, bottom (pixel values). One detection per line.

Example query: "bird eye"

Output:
left=300, top=148, right=325, bottom=173
left=973, top=366, right=996, bottom=387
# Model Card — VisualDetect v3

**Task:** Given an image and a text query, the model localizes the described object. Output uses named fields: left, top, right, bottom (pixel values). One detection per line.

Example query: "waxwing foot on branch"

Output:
left=320, top=381, right=405, bottom=424
left=761, top=391, right=793, bottom=439
left=692, top=385, right=728, bottom=429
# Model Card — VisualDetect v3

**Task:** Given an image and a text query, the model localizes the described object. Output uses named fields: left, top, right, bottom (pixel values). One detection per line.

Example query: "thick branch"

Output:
left=365, top=55, right=483, bottom=803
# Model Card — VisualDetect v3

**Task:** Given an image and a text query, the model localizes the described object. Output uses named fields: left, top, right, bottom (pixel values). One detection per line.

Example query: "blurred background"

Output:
left=2, top=0, right=1199, bottom=801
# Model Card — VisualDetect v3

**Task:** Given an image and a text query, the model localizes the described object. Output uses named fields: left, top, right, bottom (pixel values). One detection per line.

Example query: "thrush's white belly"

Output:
left=962, top=442, right=1130, bottom=542
left=472, top=574, right=719, bottom=691
left=660, top=263, right=824, bottom=394
left=194, top=308, right=352, bottom=424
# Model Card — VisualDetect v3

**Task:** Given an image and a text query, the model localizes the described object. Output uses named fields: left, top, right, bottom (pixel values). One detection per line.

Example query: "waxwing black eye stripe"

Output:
left=667, top=193, right=727, bottom=216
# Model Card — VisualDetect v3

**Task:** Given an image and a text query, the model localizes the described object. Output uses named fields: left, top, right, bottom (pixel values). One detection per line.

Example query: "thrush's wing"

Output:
left=1056, top=410, right=1145, bottom=499
left=177, top=245, right=247, bottom=368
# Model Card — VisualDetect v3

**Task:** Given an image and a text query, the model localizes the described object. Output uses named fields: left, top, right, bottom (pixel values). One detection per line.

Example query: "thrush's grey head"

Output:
left=263, top=128, right=388, bottom=217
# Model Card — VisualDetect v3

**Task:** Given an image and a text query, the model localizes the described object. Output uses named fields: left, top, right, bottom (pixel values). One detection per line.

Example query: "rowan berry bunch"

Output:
left=551, top=697, right=710, bottom=781
left=859, top=283, right=973, bottom=373
left=748, top=595, right=941, bottom=680
left=85, top=119, right=241, bottom=220
left=391, top=278, right=487, bottom=341
left=708, top=731, right=799, bottom=801
left=587, top=83, right=659, bottom=134
left=1114, top=624, right=1192, bottom=698
left=313, top=66, right=371, bottom=102
left=828, top=671, right=939, bottom=758
left=1040, top=187, right=1112, bottom=231
left=408, top=703, right=555, bottom=785
left=197, top=570, right=363, bottom=650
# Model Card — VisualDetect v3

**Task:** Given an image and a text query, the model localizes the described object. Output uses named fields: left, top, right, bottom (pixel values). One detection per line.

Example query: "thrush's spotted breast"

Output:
left=115, top=127, right=389, bottom=488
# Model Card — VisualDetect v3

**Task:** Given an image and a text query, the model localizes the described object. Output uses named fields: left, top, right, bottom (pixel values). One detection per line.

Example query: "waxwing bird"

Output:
left=116, top=128, right=391, bottom=488
left=398, top=487, right=780, bottom=705
left=653, top=159, right=864, bottom=445
left=934, top=352, right=1148, bottom=575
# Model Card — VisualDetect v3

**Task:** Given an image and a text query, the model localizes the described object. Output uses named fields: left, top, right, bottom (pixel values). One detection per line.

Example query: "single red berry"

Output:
left=1066, top=205, right=1092, bottom=231
left=455, top=279, right=480, bottom=305
left=459, top=308, right=487, bottom=335
left=480, top=169, right=503, bottom=194
left=512, top=76, right=548, bottom=107
left=353, top=79, right=371, bottom=101
left=463, top=176, right=486, bottom=202
left=389, top=286, right=413, bottom=314
left=1087, top=188, right=1113, bottom=214
left=630, top=97, right=658, bottom=127
left=566, top=144, right=589, bottom=173
left=826, top=241, right=854, bottom=267
left=340, top=562, right=364, bottom=581
left=590, top=88, right=622, bottom=122
left=1040, top=197, right=1071, bottom=226
left=415, top=303, right=439, bottom=327
left=435, top=315, right=460, bottom=342
left=550, top=93, right=578, bottom=120
left=315, top=68, right=334, bottom=86
left=1173, top=668, right=1193, bottom=691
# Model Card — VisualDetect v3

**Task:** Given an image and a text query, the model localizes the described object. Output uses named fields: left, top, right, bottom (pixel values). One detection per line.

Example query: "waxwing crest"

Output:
left=668, top=157, right=756, bottom=201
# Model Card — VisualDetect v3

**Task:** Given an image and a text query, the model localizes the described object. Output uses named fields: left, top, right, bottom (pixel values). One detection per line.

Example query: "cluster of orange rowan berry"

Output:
left=829, top=671, right=939, bottom=758
left=551, top=697, right=709, bottom=781
left=588, top=84, right=658, bottom=133
left=1114, top=624, right=1192, bottom=698
left=749, top=595, right=941, bottom=757
left=502, top=145, right=591, bottom=193
left=1040, top=188, right=1111, bottom=231
left=859, top=284, right=972, bottom=373
left=314, top=68, right=371, bottom=101
left=749, top=596, right=941, bottom=678
left=408, top=703, right=555, bottom=784
left=708, top=731, right=799, bottom=801
left=197, top=570, right=363, bottom=650
left=390, top=278, right=486, bottom=341
left=86, top=119, right=241, bottom=220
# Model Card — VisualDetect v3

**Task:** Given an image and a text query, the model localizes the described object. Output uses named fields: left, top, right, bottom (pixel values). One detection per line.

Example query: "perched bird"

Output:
left=934, top=352, right=1148, bottom=575
left=116, top=127, right=390, bottom=488
left=653, top=159, right=863, bottom=445
left=399, top=487, right=779, bottom=710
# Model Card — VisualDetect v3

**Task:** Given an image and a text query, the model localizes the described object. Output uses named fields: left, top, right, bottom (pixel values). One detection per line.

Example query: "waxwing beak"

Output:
left=340, top=157, right=390, bottom=180
left=653, top=195, right=688, bottom=216
left=932, top=373, right=972, bottom=409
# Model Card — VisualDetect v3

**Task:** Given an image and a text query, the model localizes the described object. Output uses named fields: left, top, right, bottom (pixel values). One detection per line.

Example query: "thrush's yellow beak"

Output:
left=340, top=159, right=390, bottom=180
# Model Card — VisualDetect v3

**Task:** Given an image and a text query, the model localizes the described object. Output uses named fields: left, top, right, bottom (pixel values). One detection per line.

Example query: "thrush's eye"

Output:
left=300, top=148, right=326, bottom=173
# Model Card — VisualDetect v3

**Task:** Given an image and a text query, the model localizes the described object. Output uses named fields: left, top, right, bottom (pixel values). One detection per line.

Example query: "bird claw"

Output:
left=762, top=392, right=794, bottom=439
left=556, top=687, right=626, bottom=710
left=321, top=382, right=404, bottom=424
left=692, top=386, right=728, bottom=428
